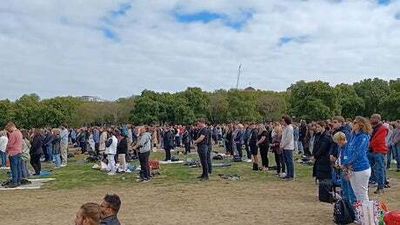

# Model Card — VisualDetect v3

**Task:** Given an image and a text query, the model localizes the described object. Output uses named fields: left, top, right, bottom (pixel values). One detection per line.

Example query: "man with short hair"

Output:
left=280, top=116, right=295, bottom=181
left=193, top=119, right=210, bottom=181
left=100, top=194, right=121, bottom=225
left=5, top=122, right=23, bottom=188
left=60, top=125, right=69, bottom=167
left=369, top=114, right=389, bottom=194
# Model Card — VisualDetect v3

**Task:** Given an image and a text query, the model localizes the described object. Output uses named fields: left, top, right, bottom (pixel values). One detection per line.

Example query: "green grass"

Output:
left=1, top=148, right=399, bottom=190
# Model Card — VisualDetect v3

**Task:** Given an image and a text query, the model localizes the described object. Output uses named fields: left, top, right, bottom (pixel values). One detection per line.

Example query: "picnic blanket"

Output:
left=0, top=178, right=55, bottom=191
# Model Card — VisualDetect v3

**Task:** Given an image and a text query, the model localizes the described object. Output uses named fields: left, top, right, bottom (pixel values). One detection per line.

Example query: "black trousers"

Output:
left=165, top=148, right=171, bottom=161
left=260, top=146, right=269, bottom=168
left=244, top=143, right=251, bottom=159
left=274, top=152, right=285, bottom=174
left=198, top=145, right=209, bottom=178
left=139, top=151, right=150, bottom=180
left=30, top=154, right=42, bottom=175
left=184, top=143, right=191, bottom=154
left=236, top=143, right=243, bottom=158
left=95, top=143, right=100, bottom=155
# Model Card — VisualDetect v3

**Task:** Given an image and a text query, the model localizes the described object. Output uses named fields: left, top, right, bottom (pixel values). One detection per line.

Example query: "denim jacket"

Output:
left=342, top=131, right=371, bottom=172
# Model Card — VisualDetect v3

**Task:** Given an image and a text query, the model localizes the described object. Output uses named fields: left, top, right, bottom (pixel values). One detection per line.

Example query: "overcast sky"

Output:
left=1, top=0, right=400, bottom=100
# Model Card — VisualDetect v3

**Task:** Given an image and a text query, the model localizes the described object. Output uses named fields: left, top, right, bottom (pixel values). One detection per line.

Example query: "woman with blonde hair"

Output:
left=74, top=202, right=101, bottom=225
left=271, top=123, right=285, bottom=177
left=342, top=116, right=372, bottom=202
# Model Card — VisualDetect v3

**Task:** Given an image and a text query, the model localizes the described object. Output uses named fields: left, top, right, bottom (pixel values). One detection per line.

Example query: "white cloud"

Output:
left=1, top=0, right=400, bottom=100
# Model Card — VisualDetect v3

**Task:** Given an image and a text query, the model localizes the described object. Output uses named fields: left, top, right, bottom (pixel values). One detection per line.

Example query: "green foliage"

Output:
left=288, top=81, right=339, bottom=121
left=353, top=78, right=391, bottom=117
left=335, top=84, right=365, bottom=119
left=1, top=77, right=400, bottom=129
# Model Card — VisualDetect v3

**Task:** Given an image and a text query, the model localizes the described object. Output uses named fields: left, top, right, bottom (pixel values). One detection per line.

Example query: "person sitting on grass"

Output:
left=100, top=194, right=121, bottom=225
left=75, top=202, right=101, bottom=225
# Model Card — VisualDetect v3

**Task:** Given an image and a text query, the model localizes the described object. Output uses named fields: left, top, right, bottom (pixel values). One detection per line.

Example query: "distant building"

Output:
left=244, top=87, right=256, bottom=92
left=79, top=96, right=107, bottom=102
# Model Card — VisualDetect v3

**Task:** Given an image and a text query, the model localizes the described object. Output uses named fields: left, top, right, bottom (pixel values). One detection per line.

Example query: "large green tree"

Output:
left=353, top=78, right=391, bottom=117
left=335, top=84, right=365, bottom=119
left=288, top=81, right=339, bottom=121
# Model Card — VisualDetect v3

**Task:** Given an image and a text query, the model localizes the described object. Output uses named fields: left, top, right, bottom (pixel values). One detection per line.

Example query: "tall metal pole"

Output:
left=236, top=64, right=242, bottom=89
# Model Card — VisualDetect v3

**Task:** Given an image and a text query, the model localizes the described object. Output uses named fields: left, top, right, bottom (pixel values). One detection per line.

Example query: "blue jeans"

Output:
left=9, top=154, right=22, bottom=185
left=207, top=145, right=212, bottom=174
left=370, top=152, right=386, bottom=189
left=387, top=145, right=393, bottom=169
left=283, top=150, right=294, bottom=178
left=53, top=154, right=61, bottom=168
left=0, top=151, right=7, bottom=167
left=340, top=172, right=356, bottom=205
left=393, top=145, right=400, bottom=169
left=21, top=160, right=29, bottom=178
left=46, top=145, right=53, bottom=161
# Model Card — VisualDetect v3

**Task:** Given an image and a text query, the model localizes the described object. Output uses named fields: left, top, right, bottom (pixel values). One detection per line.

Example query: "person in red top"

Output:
left=5, top=122, right=23, bottom=188
left=369, top=114, right=388, bottom=194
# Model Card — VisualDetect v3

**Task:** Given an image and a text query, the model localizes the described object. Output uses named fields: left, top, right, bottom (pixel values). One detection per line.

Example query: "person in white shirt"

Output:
left=105, top=130, right=118, bottom=176
left=0, top=130, right=8, bottom=168
left=280, top=115, right=295, bottom=180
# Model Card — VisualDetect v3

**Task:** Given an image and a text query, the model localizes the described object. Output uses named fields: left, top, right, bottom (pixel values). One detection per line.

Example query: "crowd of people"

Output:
left=0, top=113, right=399, bottom=205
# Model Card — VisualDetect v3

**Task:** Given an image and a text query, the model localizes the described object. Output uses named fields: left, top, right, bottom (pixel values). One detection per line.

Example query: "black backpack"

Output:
left=318, top=179, right=335, bottom=203
left=333, top=199, right=355, bottom=225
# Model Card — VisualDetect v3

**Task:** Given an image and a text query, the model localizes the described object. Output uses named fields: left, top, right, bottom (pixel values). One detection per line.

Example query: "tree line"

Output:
left=0, top=78, right=399, bottom=128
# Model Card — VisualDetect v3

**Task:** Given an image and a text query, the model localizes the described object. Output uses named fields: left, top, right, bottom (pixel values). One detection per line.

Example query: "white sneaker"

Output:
left=126, top=169, right=132, bottom=173
left=167, top=160, right=172, bottom=163
left=279, top=173, right=287, bottom=178
left=107, top=172, right=116, bottom=176
left=246, top=159, right=252, bottom=163
left=60, top=164, right=67, bottom=167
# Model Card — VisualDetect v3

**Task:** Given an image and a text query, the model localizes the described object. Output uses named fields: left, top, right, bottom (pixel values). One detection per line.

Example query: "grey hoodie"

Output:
left=139, top=132, right=152, bottom=153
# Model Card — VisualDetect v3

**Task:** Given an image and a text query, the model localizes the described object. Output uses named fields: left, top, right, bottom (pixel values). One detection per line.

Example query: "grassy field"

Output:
left=0, top=147, right=399, bottom=225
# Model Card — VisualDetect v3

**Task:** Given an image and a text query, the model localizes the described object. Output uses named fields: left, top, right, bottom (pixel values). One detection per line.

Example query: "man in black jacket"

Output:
left=100, top=194, right=121, bottom=225
left=193, top=119, right=210, bottom=181
left=163, top=127, right=174, bottom=161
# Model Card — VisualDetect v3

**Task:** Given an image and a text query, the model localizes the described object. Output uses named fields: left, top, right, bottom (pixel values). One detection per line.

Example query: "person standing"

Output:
left=105, top=130, right=118, bottom=176
left=93, top=127, right=100, bottom=156
left=248, top=123, right=259, bottom=171
left=116, top=133, right=128, bottom=173
left=280, top=116, right=295, bottom=180
left=391, top=121, right=400, bottom=172
left=134, top=126, right=152, bottom=182
left=342, top=116, right=372, bottom=202
left=0, top=130, right=8, bottom=169
left=193, top=119, right=210, bottom=181
left=312, top=121, right=332, bottom=181
left=21, top=130, right=31, bottom=180
left=182, top=126, right=191, bottom=155
left=99, top=128, right=107, bottom=158
left=5, top=122, right=23, bottom=188
left=30, top=129, right=44, bottom=176
left=299, top=120, right=307, bottom=155
left=234, top=124, right=244, bottom=159
left=369, top=114, right=389, bottom=194
left=52, top=129, right=62, bottom=168
left=60, top=125, right=69, bottom=167
left=43, top=129, right=54, bottom=162
left=271, top=123, right=285, bottom=177
left=257, top=124, right=270, bottom=172
left=163, top=127, right=174, bottom=162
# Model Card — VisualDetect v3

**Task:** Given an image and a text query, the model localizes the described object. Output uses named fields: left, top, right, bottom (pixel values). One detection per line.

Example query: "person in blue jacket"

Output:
left=341, top=116, right=372, bottom=202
